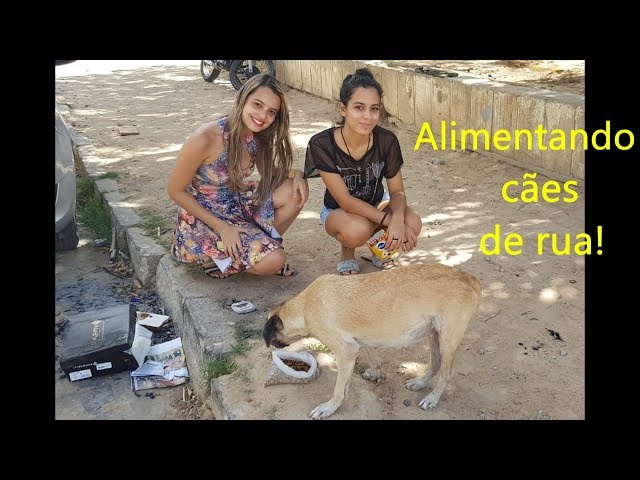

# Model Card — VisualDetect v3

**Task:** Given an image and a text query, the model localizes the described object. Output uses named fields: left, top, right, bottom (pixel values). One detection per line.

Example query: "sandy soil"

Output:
left=383, top=60, right=584, bottom=95
left=55, top=61, right=585, bottom=420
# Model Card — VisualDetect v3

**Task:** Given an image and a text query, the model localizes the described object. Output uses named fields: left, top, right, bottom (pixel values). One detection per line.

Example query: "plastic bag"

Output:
left=264, top=350, right=319, bottom=386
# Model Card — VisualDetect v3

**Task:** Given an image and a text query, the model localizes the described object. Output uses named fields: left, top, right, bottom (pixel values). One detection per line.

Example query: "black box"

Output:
left=59, top=304, right=139, bottom=381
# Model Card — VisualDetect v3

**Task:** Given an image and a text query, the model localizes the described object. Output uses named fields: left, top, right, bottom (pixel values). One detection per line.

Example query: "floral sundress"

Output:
left=171, top=117, right=282, bottom=276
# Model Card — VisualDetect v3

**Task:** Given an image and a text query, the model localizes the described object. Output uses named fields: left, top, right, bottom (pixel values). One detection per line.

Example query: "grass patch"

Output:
left=139, top=209, right=171, bottom=237
left=264, top=405, right=280, bottom=420
left=235, top=323, right=262, bottom=341
left=137, top=210, right=174, bottom=252
left=76, top=178, right=111, bottom=240
left=76, top=177, right=95, bottom=206
left=98, top=171, right=120, bottom=179
left=202, top=324, right=261, bottom=384
left=232, top=323, right=262, bottom=356
left=203, top=353, right=236, bottom=384
left=232, top=341, right=251, bottom=355
left=156, top=235, right=173, bottom=252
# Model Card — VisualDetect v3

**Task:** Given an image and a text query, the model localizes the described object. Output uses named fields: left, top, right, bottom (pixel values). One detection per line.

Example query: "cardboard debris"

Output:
left=59, top=305, right=175, bottom=383
left=59, top=304, right=138, bottom=381
left=136, top=311, right=170, bottom=330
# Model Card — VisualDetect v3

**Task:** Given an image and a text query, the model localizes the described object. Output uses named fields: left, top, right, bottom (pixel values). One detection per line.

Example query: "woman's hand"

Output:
left=217, top=223, right=249, bottom=264
left=385, top=214, right=405, bottom=253
left=400, top=224, right=418, bottom=252
left=291, top=170, right=309, bottom=209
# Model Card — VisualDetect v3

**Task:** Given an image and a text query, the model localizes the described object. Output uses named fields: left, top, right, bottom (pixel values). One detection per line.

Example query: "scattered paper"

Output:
left=130, top=337, right=189, bottom=391
left=136, top=311, right=170, bottom=329
left=128, top=322, right=153, bottom=367
left=130, top=360, right=165, bottom=377
left=212, top=226, right=280, bottom=273
left=213, top=256, right=233, bottom=273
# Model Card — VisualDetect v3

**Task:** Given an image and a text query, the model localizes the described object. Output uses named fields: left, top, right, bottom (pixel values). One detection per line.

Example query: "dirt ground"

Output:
left=55, top=61, right=585, bottom=420
left=383, top=60, right=584, bottom=95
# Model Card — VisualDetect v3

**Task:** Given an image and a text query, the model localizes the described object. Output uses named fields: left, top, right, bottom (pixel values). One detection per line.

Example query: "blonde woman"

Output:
left=168, top=74, right=308, bottom=278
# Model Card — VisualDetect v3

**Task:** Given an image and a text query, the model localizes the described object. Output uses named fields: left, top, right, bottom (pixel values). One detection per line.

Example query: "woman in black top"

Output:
left=304, top=68, right=422, bottom=274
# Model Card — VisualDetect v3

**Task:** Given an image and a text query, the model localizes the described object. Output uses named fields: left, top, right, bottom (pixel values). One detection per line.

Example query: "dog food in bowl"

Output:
left=281, top=359, right=311, bottom=372
left=264, top=350, right=319, bottom=386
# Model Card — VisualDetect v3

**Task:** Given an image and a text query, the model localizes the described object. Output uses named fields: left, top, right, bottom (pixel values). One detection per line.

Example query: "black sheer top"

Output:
left=304, top=125, right=404, bottom=210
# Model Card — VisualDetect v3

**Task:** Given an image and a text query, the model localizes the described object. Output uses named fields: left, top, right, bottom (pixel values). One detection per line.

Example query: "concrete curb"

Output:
left=126, top=228, right=166, bottom=288
left=70, top=129, right=164, bottom=289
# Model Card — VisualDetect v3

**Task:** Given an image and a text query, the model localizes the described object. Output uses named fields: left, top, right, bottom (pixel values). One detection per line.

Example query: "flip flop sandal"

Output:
left=277, top=263, right=296, bottom=276
left=202, top=264, right=227, bottom=279
left=361, top=255, right=396, bottom=270
left=337, top=259, right=360, bottom=275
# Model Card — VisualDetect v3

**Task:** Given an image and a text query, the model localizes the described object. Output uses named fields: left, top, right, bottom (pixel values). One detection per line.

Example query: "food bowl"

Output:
left=264, top=350, right=319, bottom=386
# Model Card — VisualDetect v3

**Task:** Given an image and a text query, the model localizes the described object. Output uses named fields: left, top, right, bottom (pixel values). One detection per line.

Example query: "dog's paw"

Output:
left=405, top=378, right=428, bottom=391
left=362, top=368, right=381, bottom=382
left=309, top=402, right=338, bottom=419
left=418, top=393, right=440, bottom=410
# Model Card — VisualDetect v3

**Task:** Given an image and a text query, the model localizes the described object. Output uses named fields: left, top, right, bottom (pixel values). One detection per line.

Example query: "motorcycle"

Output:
left=200, top=60, right=276, bottom=91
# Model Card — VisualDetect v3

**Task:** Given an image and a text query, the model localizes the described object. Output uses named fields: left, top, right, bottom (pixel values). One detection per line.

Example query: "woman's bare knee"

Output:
left=335, top=227, right=372, bottom=248
left=278, top=201, right=302, bottom=219
left=405, top=208, right=423, bottom=236
left=249, top=249, right=285, bottom=275
left=327, top=213, right=373, bottom=248
left=273, top=178, right=308, bottom=210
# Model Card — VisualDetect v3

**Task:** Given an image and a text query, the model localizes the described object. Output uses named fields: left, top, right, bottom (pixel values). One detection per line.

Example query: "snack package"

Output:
left=367, top=229, right=399, bottom=260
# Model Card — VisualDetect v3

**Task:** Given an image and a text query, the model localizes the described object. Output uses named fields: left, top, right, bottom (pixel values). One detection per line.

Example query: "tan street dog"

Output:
left=263, top=263, right=482, bottom=419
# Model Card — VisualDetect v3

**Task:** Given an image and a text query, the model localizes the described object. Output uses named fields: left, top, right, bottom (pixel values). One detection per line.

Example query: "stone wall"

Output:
left=274, top=60, right=585, bottom=182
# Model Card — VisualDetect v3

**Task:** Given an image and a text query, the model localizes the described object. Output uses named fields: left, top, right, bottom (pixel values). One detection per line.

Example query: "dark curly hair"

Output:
left=337, top=67, right=387, bottom=125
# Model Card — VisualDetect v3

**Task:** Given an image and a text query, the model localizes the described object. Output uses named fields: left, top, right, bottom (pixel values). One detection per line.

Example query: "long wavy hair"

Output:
left=225, top=74, right=293, bottom=207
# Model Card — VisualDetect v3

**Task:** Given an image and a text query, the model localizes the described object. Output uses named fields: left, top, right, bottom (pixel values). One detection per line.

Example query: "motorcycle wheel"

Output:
left=200, top=60, right=221, bottom=82
left=228, top=60, right=276, bottom=91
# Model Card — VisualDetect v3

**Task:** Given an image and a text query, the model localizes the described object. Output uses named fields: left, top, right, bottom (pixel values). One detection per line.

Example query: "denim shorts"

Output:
left=320, top=190, right=390, bottom=224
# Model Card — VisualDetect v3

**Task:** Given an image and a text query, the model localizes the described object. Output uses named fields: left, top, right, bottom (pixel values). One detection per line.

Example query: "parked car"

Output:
left=55, top=108, right=78, bottom=251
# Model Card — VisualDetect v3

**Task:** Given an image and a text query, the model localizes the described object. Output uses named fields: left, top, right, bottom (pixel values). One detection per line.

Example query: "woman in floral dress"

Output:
left=168, top=74, right=308, bottom=278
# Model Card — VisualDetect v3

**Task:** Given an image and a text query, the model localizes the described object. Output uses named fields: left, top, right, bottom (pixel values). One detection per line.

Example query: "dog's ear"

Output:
left=263, top=315, right=283, bottom=347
